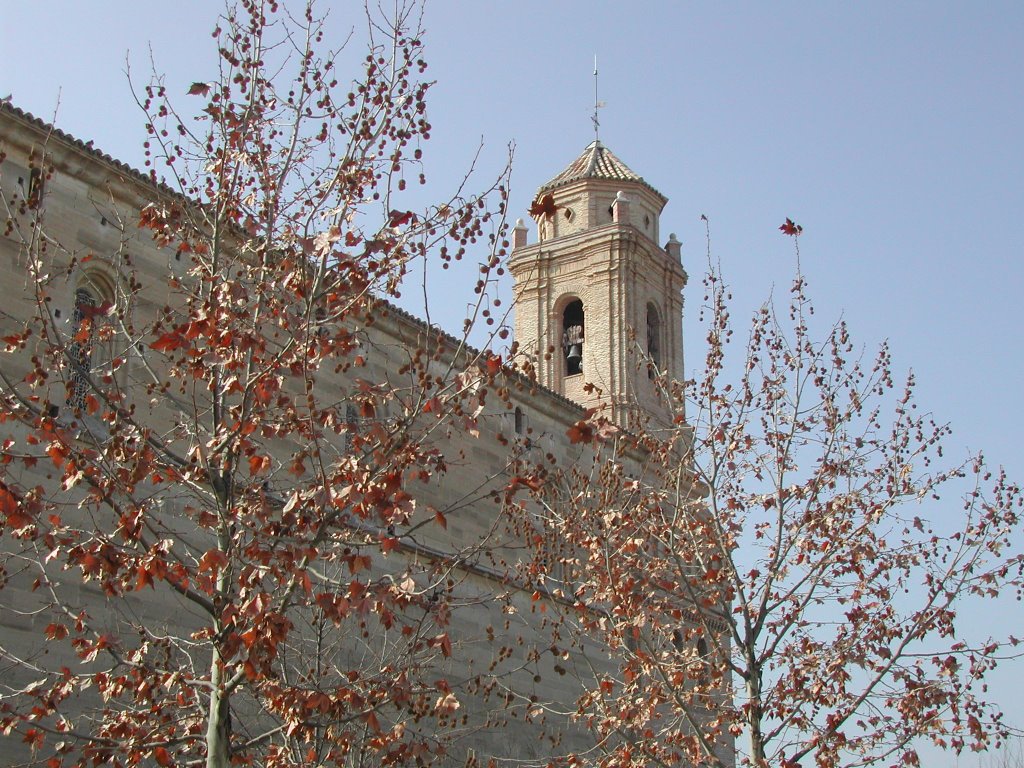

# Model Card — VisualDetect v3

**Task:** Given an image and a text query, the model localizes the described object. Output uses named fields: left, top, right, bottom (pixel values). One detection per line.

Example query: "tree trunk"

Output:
left=206, top=650, right=231, bottom=768
left=746, top=675, right=768, bottom=768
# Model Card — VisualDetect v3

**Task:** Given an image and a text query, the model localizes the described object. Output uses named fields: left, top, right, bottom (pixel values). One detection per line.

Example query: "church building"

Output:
left=0, top=102, right=724, bottom=766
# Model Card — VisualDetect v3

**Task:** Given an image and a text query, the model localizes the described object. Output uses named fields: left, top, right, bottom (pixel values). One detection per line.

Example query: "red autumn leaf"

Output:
left=388, top=209, right=417, bottom=228
left=364, top=710, right=381, bottom=734
left=240, top=628, right=259, bottom=649
left=76, top=300, right=114, bottom=319
left=187, top=82, right=211, bottom=96
left=154, top=747, right=172, bottom=767
left=47, top=442, right=69, bottom=468
left=23, top=729, right=43, bottom=748
left=529, top=193, right=559, bottom=219
left=3, top=507, right=31, bottom=530
left=248, top=454, right=271, bottom=476
left=433, top=507, right=447, bottom=529
left=184, top=319, right=208, bottom=340
left=484, top=354, right=502, bottom=376
left=44, top=623, right=68, bottom=641
left=150, top=331, right=185, bottom=353
left=0, top=482, right=20, bottom=515
left=779, top=217, right=803, bottom=236
left=78, top=552, right=100, bottom=575
left=567, top=420, right=594, bottom=445
left=242, top=659, right=258, bottom=680
left=136, top=564, right=154, bottom=590
left=349, top=555, right=371, bottom=575
left=362, top=237, right=393, bottom=257
left=198, top=549, right=228, bottom=574
left=381, top=536, right=400, bottom=554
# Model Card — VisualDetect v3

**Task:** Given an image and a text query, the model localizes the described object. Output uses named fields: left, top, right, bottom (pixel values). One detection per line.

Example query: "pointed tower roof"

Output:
left=539, top=140, right=666, bottom=201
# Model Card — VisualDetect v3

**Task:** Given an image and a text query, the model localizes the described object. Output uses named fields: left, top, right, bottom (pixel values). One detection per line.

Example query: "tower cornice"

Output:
left=511, top=222, right=684, bottom=280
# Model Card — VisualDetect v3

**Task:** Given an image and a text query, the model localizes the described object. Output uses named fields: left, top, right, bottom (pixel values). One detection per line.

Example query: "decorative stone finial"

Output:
left=513, top=218, right=528, bottom=249
left=612, top=191, right=631, bottom=224
left=665, top=232, right=682, bottom=261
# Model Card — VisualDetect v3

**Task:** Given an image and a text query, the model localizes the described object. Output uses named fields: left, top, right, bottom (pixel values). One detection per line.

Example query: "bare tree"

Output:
left=513, top=222, right=1024, bottom=768
left=0, top=1, right=520, bottom=765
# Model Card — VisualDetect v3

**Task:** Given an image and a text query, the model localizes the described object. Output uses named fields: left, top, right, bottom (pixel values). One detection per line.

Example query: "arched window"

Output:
left=514, top=406, right=525, bottom=435
left=27, top=167, right=45, bottom=209
left=66, top=271, right=116, bottom=413
left=646, top=302, right=661, bottom=378
left=343, top=403, right=359, bottom=452
left=561, top=299, right=584, bottom=377
left=67, top=288, right=99, bottom=411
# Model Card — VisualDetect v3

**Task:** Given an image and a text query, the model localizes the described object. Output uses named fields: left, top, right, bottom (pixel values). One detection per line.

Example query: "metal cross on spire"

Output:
left=592, top=55, right=606, bottom=142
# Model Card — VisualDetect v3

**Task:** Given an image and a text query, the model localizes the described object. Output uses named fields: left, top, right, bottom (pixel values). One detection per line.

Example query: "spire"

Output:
left=592, top=55, right=604, bottom=143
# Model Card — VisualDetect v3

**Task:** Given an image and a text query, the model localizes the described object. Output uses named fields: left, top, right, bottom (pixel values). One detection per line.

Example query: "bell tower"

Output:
left=509, top=141, right=687, bottom=428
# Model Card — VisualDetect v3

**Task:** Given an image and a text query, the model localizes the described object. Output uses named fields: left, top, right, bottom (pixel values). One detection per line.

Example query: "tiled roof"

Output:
left=539, top=140, right=665, bottom=200
left=0, top=101, right=190, bottom=207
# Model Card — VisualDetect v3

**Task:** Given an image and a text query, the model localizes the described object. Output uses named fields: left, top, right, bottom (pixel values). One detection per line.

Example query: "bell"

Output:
left=566, top=343, right=582, bottom=365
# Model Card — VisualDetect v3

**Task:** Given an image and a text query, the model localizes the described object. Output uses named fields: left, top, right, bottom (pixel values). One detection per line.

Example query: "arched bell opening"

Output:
left=561, top=298, right=584, bottom=377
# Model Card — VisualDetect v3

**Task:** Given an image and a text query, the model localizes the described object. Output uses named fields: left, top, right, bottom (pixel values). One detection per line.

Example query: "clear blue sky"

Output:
left=3, top=2, right=1022, bottom=763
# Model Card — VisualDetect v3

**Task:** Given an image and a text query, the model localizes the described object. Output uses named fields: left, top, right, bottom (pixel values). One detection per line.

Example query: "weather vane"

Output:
left=592, top=55, right=606, bottom=142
